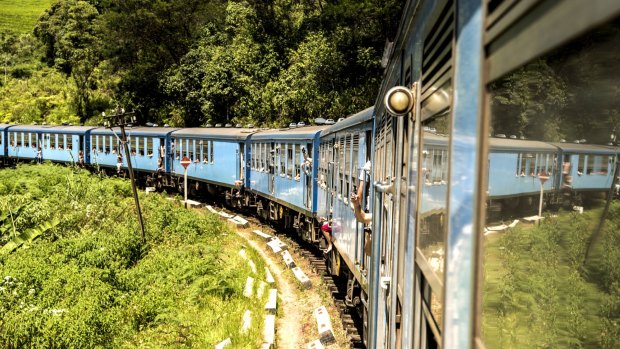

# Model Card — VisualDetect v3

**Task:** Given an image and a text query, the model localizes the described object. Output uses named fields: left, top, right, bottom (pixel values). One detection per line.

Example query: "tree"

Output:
left=35, top=0, right=103, bottom=121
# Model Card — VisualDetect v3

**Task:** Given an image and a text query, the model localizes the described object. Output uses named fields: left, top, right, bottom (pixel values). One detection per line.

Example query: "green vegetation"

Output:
left=482, top=205, right=620, bottom=348
left=0, top=164, right=267, bottom=348
left=0, top=0, right=54, bottom=34
left=0, top=0, right=402, bottom=126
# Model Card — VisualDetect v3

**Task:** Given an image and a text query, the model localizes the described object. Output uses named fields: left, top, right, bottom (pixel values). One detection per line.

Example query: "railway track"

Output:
left=200, top=201, right=365, bottom=348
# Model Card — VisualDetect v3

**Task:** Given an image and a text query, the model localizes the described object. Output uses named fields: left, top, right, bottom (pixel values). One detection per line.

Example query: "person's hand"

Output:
left=350, top=193, right=361, bottom=208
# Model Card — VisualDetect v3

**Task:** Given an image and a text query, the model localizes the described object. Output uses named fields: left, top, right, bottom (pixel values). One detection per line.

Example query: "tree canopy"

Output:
left=1, top=0, right=403, bottom=126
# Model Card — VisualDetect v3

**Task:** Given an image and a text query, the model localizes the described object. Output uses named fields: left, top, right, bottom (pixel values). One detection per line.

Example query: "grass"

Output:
left=0, top=163, right=268, bottom=348
left=0, top=0, right=54, bottom=34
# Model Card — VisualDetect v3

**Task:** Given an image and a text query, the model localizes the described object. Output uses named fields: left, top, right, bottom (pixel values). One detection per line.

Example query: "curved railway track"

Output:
left=201, top=200, right=365, bottom=348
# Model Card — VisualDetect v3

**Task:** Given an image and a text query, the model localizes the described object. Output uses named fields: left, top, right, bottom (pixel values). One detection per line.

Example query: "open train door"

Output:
left=268, top=142, right=275, bottom=195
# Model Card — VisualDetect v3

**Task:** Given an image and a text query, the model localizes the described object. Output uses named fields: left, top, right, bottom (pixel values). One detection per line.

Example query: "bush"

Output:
left=0, top=164, right=264, bottom=348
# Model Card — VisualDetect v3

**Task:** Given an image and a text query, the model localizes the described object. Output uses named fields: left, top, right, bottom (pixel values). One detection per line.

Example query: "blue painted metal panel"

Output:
left=90, top=128, right=175, bottom=173
left=170, top=138, right=240, bottom=187
left=248, top=139, right=316, bottom=214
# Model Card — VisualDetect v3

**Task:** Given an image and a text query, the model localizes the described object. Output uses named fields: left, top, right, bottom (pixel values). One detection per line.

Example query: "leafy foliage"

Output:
left=1, top=0, right=403, bottom=126
left=0, top=164, right=267, bottom=348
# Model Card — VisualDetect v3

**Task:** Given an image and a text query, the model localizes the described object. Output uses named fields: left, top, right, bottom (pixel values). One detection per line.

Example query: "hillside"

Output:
left=0, top=0, right=54, bottom=34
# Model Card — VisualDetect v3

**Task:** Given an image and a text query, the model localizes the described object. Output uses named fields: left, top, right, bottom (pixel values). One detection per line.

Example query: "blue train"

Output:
left=2, top=1, right=620, bottom=347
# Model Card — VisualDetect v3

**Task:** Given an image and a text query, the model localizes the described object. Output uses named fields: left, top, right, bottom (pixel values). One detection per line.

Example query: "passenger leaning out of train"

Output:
left=351, top=160, right=372, bottom=257
left=78, top=150, right=85, bottom=168
left=301, top=146, right=312, bottom=175
left=116, top=154, right=123, bottom=174
left=320, top=219, right=333, bottom=253
left=351, top=160, right=372, bottom=224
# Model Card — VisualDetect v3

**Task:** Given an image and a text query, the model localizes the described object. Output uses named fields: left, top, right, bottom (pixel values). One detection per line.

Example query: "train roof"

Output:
left=172, top=127, right=258, bottom=141
left=320, top=107, right=374, bottom=138
left=251, top=125, right=326, bottom=141
left=550, top=142, right=619, bottom=154
left=91, top=126, right=179, bottom=136
left=0, top=124, right=12, bottom=130
left=6, top=125, right=97, bottom=134
left=489, top=137, right=557, bottom=151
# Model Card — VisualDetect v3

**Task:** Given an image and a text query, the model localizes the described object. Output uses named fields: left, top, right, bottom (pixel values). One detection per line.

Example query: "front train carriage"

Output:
left=169, top=127, right=256, bottom=199
left=6, top=125, right=95, bottom=164
left=248, top=125, right=324, bottom=242
left=317, top=107, right=374, bottom=280
left=549, top=142, right=618, bottom=200
left=89, top=127, right=177, bottom=177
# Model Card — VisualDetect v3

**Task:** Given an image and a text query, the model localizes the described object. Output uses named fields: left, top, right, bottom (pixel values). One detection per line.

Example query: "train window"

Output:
left=9, top=133, right=14, bottom=147
left=287, top=144, right=293, bottom=178
left=294, top=144, right=300, bottom=180
left=146, top=138, right=153, bottom=156
left=67, top=135, right=73, bottom=150
left=50, top=134, right=56, bottom=149
left=418, top=114, right=451, bottom=332
left=256, top=143, right=260, bottom=170
left=589, top=155, right=609, bottom=175
left=482, top=18, right=620, bottom=349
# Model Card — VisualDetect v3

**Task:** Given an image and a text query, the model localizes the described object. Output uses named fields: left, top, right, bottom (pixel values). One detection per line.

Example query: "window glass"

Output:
left=146, top=138, right=153, bottom=156
left=482, top=20, right=620, bottom=349
left=418, top=112, right=451, bottom=329
left=67, top=135, right=73, bottom=150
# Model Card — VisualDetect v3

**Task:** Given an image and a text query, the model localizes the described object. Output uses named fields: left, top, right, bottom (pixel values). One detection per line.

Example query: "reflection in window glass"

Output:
left=482, top=20, right=620, bottom=349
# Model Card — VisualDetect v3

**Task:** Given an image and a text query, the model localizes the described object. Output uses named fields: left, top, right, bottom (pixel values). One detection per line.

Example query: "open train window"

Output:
left=146, top=138, right=153, bottom=157
left=294, top=144, right=300, bottom=180
left=481, top=15, right=620, bottom=349
left=287, top=144, right=293, bottom=178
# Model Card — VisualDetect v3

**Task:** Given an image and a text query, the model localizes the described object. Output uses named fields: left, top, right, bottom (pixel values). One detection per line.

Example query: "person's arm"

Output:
left=351, top=191, right=372, bottom=225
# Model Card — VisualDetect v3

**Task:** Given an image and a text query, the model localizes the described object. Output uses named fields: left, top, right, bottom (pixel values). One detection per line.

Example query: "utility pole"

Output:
left=103, top=107, right=146, bottom=244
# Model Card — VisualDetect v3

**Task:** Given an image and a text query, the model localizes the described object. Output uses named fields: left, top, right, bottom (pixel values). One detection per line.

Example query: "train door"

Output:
left=268, top=142, right=275, bottom=194
left=238, top=143, right=244, bottom=181
left=304, top=143, right=313, bottom=209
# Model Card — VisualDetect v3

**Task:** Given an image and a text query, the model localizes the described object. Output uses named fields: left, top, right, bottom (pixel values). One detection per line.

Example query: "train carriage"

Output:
left=0, top=124, right=10, bottom=159
left=169, top=127, right=256, bottom=196
left=6, top=125, right=95, bottom=164
left=487, top=137, right=558, bottom=199
left=248, top=125, right=325, bottom=241
left=318, top=107, right=374, bottom=282
left=550, top=142, right=618, bottom=193
left=89, top=127, right=177, bottom=176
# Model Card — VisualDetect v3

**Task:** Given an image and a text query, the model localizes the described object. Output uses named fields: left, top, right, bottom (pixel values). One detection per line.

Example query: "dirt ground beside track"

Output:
left=236, top=222, right=350, bottom=349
